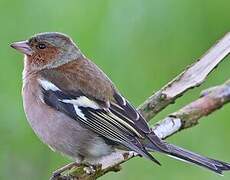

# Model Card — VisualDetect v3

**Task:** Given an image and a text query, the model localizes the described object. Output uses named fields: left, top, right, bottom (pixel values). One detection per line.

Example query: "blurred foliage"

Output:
left=0, top=0, right=230, bottom=179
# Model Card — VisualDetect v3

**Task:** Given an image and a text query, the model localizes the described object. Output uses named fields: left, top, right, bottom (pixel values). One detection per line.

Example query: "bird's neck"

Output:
left=22, top=56, right=39, bottom=86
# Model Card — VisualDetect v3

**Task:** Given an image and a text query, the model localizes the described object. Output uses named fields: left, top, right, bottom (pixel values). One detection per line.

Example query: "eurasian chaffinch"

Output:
left=10, top=32, right=230, bottom=175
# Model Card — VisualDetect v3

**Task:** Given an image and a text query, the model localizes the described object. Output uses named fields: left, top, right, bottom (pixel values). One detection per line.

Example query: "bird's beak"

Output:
left=10, top=40, right=33, bottom=56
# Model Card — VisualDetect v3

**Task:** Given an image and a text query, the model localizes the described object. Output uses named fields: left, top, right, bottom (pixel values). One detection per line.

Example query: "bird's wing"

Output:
left=110, top=91, right=169, bottom=152
left=38, top=78, right=164, bottom=164
left=38, top=58, right=169, bottom=161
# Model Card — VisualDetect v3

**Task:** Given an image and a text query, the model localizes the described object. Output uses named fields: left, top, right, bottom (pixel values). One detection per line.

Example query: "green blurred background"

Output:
left=0, top=0, right=230, bottom=179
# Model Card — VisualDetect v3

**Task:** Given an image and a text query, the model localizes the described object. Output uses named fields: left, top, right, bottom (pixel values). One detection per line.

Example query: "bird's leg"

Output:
left=51, top=161, right=80, bottom=179
left=50, top=161, right=99, bottom=180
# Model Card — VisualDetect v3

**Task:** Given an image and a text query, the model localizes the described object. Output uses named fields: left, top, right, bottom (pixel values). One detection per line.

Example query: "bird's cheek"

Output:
left=27, top=54, right=46, bottom=66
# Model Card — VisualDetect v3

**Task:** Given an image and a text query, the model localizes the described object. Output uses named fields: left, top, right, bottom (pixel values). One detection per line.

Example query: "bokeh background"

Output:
left=0, top=0, right=230, bottom=179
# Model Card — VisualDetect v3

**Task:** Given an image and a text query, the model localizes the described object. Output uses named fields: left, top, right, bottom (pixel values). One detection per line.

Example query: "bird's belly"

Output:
left=23, top=89, right=113, bottom=161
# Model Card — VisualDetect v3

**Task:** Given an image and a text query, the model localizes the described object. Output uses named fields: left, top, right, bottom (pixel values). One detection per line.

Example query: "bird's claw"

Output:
left=50, top=162, right=80, bottom=180
left=83, top=164, right=96, bottom=175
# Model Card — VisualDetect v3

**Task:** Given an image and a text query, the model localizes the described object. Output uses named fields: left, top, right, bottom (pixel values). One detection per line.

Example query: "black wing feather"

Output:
left=112, top=92, right=169, bottom=152
left=41, top=86, right=160, bottom=164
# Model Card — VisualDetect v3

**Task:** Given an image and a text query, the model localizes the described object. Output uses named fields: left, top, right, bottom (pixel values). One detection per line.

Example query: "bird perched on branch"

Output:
left=11, top=32, right=230, bottom=176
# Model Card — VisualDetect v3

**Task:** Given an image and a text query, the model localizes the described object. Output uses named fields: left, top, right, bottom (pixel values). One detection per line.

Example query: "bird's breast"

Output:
left=22, top=79, right=113, bottom=160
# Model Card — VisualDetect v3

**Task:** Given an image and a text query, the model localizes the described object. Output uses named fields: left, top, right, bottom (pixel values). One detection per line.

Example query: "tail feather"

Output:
left=166, top=143, right=230, bottom=174
left=146, top=142, right=230, bottom=174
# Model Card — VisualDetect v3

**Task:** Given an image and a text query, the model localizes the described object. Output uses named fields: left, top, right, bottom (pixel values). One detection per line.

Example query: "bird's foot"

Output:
left=82, top=163, right=97, bottom=175
left=50, top=162, right=99, bottom=180
left=50, top=162, right=80, bottom=180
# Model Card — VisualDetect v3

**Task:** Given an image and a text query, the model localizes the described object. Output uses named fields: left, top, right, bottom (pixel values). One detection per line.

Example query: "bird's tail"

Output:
left=146, top=142, right=230, bottom=174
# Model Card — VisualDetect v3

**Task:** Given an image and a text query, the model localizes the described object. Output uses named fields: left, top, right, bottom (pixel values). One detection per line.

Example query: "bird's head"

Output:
left=11, top=32, right=82, bottom=70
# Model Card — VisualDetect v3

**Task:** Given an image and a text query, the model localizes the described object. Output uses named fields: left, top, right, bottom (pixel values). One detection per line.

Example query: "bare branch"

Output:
left=98, top=80, right=230, bottom=178
left=51, top=33, right=230, bottom=180
left=153, top=79, right=230, bottom=139
left=138, top=32, right=230, bottom=121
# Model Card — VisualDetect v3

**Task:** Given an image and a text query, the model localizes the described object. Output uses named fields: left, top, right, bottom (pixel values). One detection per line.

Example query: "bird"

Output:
left=10, top=32, right=230, bottom=176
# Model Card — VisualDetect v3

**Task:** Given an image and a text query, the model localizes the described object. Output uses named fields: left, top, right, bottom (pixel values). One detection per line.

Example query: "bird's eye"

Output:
left=37, top=43, right=47, bottom=49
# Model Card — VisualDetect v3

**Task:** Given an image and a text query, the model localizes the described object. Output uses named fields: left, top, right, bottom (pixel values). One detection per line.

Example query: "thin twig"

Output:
left=153, top=79, right=230, bottom=139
